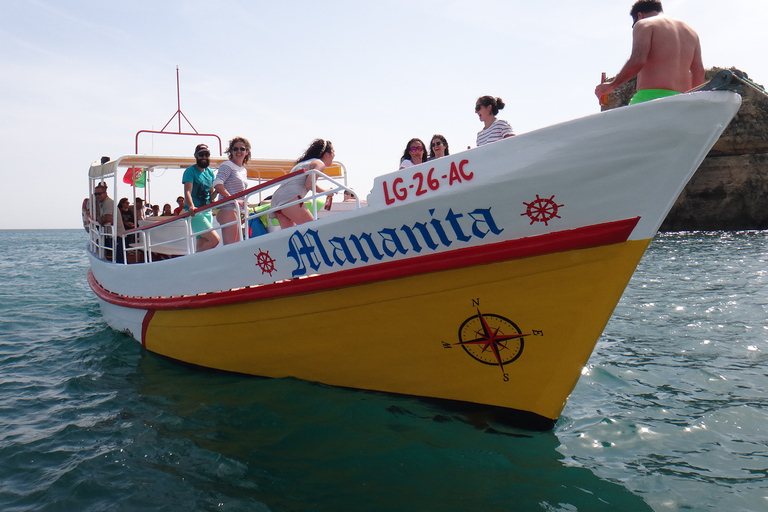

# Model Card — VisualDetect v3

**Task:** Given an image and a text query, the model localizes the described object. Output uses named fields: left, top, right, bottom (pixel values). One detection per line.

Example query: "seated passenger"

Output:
left=173, top=196, right=185, bottom=215
left=118, top=198, right=135, bottom=230
left=118, top=197, right=137, bottom=246
left=270, top=138, right=335, bottom=229
left=134, top=197, right=146, bottom=222
left=162, top=203, right=172, bottom=216
left=399, top=138, right=426, bottom=169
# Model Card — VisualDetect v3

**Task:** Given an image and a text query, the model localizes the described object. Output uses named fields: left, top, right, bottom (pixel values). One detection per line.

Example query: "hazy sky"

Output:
left=1, top=0, right=765, bottom=229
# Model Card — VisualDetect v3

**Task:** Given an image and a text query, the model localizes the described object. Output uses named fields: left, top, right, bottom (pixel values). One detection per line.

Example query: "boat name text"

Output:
left=287, top=206, right=502, bottom=277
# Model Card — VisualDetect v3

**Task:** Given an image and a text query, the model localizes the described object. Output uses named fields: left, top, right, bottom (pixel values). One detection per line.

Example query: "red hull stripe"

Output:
left=88, top=217, right=640, bottom=310
left=140, top=310, right=154, bottom=347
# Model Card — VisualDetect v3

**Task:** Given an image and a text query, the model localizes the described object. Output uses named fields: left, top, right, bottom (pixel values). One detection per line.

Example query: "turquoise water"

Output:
left=1, top=229, right=766, bottom=511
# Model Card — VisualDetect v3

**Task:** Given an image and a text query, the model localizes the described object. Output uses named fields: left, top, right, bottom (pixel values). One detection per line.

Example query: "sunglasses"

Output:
left=95, top=191, right=106, bottom=196
left=409, top=146, right=424, bottom=152
left=475, top=105, right=483, bottom=112
left=431, top=141, right=443, bottom=147
left=197, top=152, right=210, bottom=157
left=232, top=147, right=247, bottom=152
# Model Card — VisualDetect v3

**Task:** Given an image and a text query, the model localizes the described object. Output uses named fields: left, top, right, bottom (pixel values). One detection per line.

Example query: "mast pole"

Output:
left=176, top=66, right=181, bottom=132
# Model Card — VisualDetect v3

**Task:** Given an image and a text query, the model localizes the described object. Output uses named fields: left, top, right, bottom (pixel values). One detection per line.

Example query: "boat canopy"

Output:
left=88, top=155, right=345, bottom=182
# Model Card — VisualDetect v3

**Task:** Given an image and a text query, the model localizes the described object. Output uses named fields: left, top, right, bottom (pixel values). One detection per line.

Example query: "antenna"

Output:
left=160, top=66, right=199, bottom=135
left=134, top=66, right=223, bottom=154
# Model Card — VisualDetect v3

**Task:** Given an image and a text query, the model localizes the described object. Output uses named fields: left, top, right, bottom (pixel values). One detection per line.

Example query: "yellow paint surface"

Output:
left=145, top=239, right=650, bottom=420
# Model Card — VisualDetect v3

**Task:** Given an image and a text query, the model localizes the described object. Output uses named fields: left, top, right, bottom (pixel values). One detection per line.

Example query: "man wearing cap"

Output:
left=182, top=144, right=220, bottom=252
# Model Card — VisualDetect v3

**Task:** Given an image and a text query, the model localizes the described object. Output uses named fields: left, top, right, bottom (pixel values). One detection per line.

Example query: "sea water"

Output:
left=0, top=229, right=766, bottom=511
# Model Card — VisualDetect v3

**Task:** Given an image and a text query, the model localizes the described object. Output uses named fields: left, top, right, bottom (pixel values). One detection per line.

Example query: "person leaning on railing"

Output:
left=270, top=139, right=335, bottom=229
left=182, top=144, right=220, bottom=252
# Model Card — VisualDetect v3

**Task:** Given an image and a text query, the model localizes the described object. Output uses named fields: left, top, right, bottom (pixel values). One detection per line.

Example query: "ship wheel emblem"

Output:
left=521, top=194, right=564, bottom=225
left=254, top=249, right=276, bottom=276
left=456, top=309, right=530, bottom=378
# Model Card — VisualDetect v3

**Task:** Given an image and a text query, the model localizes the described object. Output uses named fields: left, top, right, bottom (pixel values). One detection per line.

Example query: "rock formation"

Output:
left=602, top=68, right=768, bottom=231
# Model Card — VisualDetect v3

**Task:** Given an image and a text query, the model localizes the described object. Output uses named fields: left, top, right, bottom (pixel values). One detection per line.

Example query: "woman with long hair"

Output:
left=398, top=138, right=427, bottom=169
left=270, top=138, right=334, bottom=228
left=213, top=136, right=251, bottom=244
left=428, top=134, right=449, bottom=160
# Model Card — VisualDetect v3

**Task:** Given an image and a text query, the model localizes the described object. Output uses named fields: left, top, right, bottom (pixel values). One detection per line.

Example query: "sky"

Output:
left=1, top=0, right=766, bottom=229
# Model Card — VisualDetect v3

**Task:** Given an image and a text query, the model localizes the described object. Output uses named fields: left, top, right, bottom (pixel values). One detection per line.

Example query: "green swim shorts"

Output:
left=629, top=89, right=681, bottom=105
left=190, top=210, right=213, bottom=234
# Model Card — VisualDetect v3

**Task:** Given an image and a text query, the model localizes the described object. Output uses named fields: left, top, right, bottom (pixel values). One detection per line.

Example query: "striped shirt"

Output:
left=476, top=119, right=514, bottom=147
left=213, top=161, right=248, bottom=211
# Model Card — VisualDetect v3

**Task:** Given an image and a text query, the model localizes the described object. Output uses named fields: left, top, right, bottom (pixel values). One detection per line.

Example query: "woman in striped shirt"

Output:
left=214, top=137, right=251, bottom=245
left=475, top=96, right=515, bottom=146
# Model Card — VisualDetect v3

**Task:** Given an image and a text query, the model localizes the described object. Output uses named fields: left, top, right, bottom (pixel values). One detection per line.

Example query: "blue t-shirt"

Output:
left=182, top=165, right=215, bottom=208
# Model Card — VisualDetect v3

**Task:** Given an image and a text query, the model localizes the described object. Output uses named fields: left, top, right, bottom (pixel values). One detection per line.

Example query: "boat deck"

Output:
left=86, top=156, right=362, bottom=263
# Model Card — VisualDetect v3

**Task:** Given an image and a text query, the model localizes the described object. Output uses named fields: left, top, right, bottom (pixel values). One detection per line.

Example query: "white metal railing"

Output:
left=91, top=166, right=360, bottom=264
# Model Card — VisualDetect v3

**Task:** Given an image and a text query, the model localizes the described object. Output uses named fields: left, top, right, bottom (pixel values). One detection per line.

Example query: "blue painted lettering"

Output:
left=286, top=207, right=503, bottom=276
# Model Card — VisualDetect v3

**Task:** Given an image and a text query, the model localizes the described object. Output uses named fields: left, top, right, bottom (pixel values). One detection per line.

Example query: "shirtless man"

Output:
left=595, top=0, right=704, bottom=105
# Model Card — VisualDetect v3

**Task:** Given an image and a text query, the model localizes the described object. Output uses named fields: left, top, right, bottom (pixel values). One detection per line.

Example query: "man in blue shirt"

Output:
left=183, top=144, right=220, bottom=252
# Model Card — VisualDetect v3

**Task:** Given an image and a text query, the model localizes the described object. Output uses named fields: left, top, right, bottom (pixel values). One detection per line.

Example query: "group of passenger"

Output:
left=398, top=135, right=449, bottom=170
left=97, top=91, right=517, bottom=255
left=399, top=95, right=514, bottom=169
left=179, top=137, right=337, bottom=252
left=138, top=197, right=188, bottom=218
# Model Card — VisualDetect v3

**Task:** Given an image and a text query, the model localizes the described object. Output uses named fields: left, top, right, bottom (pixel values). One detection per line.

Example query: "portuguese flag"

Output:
left=122, top=167, right=146, bottom=188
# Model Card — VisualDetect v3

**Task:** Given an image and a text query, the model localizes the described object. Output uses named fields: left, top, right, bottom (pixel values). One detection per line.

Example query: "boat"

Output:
left=85, top=85, right=742, bottom=430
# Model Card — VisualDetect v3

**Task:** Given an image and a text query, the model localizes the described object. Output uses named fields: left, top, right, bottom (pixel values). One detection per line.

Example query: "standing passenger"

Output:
left=475, top=96, right=514, bottom=146
left=594, top=0, right=704, bottom=105
left=93, top=184, right=114, bottom=226
left=182, top=144, right=220, bottom=252
left=214, top=137, right=251, bottom=245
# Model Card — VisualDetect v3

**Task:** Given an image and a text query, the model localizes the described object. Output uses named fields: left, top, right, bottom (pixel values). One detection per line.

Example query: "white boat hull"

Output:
left=87, top=91, right=741, bottom=428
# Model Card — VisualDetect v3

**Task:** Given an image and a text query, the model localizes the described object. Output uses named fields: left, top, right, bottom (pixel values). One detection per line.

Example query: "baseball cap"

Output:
left=194, top=144, right=210, bottom=156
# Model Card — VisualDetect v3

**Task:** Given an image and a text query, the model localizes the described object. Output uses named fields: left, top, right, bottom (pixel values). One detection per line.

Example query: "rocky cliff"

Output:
left=603, top=68, right=768, bottom=231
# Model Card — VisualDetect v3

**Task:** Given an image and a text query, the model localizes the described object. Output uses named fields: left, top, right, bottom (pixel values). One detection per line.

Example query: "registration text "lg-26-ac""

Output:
left=382, top=159, right=473, bottom=205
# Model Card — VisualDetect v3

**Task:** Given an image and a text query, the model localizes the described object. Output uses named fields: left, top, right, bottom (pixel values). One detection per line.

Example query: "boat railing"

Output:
left=112, top=165, right=357, bottom=264
left=87, top=218, right=114, bottom=260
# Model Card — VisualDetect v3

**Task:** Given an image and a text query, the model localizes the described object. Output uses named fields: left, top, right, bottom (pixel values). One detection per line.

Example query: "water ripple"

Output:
left=3, top=230, right=768, bottom=511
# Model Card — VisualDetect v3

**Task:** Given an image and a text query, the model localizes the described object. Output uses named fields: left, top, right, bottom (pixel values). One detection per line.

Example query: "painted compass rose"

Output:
left=456, top=309, right=531, bottom=377
left=254, top=249, right=276, bottom=276
left=521, top=194, right=564, bottom=226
